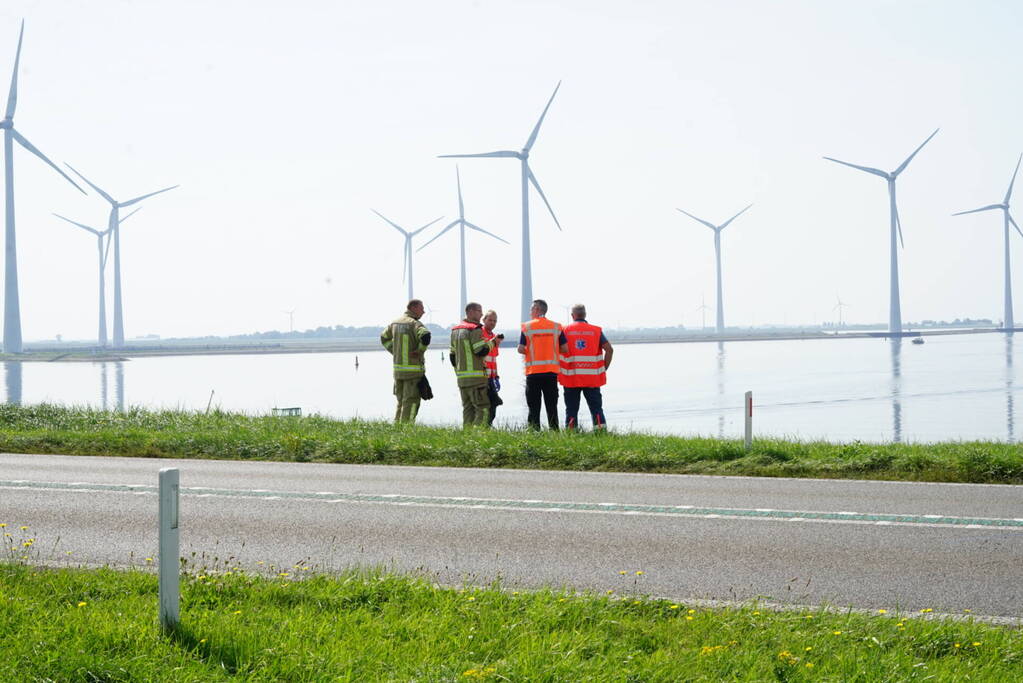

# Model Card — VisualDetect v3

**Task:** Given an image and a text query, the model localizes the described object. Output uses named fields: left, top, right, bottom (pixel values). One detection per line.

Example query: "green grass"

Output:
left=0, top=403, right=1021, bottom=484
left=1, top=559, right=1021, bottom=682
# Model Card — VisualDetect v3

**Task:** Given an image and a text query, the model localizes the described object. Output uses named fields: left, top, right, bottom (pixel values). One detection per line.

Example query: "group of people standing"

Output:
left=380, top=298, right=614, bottom=430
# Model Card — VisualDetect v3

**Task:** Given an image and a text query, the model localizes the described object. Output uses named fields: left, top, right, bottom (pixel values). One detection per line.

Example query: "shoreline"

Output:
left=0, top=326, right=1011, bottom=362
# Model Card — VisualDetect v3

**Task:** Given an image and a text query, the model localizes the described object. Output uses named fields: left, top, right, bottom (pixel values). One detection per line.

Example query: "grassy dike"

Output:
left=0, top=403, right=1021, bottom=483
left=1, top=558, right=1021, bottom=681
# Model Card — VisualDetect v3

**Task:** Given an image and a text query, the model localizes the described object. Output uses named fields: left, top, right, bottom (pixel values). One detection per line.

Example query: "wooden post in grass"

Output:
left=744, top=391, right=753, bottom=450
left=158, top=468, right=180, bottom=632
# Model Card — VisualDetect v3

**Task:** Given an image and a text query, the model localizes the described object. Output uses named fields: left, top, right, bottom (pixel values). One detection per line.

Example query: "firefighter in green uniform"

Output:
left=450, top=302, right=503, bottom=426
left=380, top=299, right=432, bottom=423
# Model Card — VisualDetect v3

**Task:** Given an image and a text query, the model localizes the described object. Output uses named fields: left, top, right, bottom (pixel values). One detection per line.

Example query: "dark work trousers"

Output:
left=487, top=378, right=502, bottom=426
left=525, top=372, right=560, bottom=430
left=564, top=386, right=606, bottom=429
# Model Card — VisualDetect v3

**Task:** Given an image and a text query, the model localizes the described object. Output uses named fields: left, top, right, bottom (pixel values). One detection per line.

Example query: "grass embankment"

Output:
left=1, top=403, right=1021, bottom=484
left=1, top=558, right=1020, bottom=681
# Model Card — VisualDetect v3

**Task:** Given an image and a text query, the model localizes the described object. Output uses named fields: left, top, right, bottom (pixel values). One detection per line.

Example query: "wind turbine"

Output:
left=283, top=309, right=295, bottom=333
left=53, top=208, right=140, bottom=346
left=439, top=82, right=562, bottom=323
left=676, top=204, right=752, bottom=334
left=418, top=166, right=508, bottom=315
left=372, top=210, right=443, bottom=301
left=833, top=295, right=850, bottom=327
left=952, top=154, right=1023, bottom=331
left=695, top=295, right=710, bottom=330
left=823, top=128, right=939, bottom=335
left=66, top=164, right=178, bottom=348
left=2, top=21, right=87, bottom=353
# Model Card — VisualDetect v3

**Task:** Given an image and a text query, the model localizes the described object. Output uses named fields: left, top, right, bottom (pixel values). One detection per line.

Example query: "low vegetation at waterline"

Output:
left=1, top=560, right=1020, bottom=681
left=0, top=403, right=1021, bottom=484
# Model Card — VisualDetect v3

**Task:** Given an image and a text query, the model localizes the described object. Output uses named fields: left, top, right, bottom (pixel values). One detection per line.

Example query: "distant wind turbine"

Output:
left=833, top=295, right=850, bottom=327
left=2, top=21, right=86, bottom=353
left=695, top=295, right=710, bottom=330
left=952, top=153, right=1023, bottom=331
left=439, top=82, right=562, bottom=323
left=66, top=164, right=178, bottom=348
left=824, top=128, right=939, bottom=335
left=372, top=210, right=443, bottom=301
left=283, top=309, right=295, bottom=333
left=676, top=204, right=752, bottom=334
left=418, top=166, right=508, bottom=315
left=53, top=208, right=140, bottom=346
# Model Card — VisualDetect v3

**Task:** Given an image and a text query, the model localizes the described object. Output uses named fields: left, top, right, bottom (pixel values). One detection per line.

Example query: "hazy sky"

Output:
left=3, top=0, right=1023, bottom=340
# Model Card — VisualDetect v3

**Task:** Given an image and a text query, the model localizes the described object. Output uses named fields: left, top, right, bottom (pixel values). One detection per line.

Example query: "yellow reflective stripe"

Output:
left=394, top=364, right=424, bottom=371
left=456, top=370, right=486, bottom=377
left=471, top=339, right=489, bottom=351
left=401, top=334, right=409, bottom=366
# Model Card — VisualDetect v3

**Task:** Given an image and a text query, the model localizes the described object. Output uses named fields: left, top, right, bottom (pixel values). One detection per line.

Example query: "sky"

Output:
left=2, top=0, right=1023, bottom=340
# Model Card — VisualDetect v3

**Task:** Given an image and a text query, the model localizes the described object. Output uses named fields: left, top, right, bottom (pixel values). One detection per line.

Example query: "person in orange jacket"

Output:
left=481, top=309, right=503, bottom=426
left=559, top=303, right=614, bottom=430
left=517, top=299, right=569, bottom=430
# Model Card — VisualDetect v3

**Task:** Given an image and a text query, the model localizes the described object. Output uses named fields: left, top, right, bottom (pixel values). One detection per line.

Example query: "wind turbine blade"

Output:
left=411, top=216, right=444, bottom=237
left=102, top=229, right=113, bottom=267
left=52, top=212, right=100, bottom=236
left=402, top=240, right=408, bottom=285
left=895, top=203, right=905, bottom=249
left=416, top=220, right=459, bottom=251
left=951, top=204, right=1003, bottom=217
left=455, top=165, right=464, bottom=217
left=893, top=128, right=939, bottom=177
left=119, top=206, right=142, bottom=225
left=1005, top=153, right=1022, bottom=205
left=438, top=151, right=520, bottom=159
left=11, top=130, right=86, bottom=194
left=119, top=184, right=178, bottom=207
left=676, top=208, right=717, bottom=231
left=372, top=209, right=409, bottom=236
left=5, top=20, right=23, bottom=119
left=523, top=81, right=561, bottom=152
left=527, top=166, right=561, bottom=230
left=464, top=220, right=509, bottom=244
left=822, top=156, right=889, bottom=179
left=1009, top=213, right=1023, bottom=239
left=65, top=163, right=114, bottom=203
left=719, top=203, right=753, bottom=231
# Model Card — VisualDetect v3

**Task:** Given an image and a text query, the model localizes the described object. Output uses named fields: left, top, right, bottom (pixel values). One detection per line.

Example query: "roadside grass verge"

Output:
left=1, top=403, right=1021, bottom=484
left=1, top=559, right=1020, bottom=681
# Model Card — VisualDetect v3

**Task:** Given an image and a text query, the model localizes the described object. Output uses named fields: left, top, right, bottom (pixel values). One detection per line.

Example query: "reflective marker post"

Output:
left=744, top=391, right=753, bottom=450
left=158, top=468, right=180, bottom=632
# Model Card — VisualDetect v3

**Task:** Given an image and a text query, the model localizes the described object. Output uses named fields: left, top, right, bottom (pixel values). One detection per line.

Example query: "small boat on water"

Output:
left=911, top=337, right=924, bottom=345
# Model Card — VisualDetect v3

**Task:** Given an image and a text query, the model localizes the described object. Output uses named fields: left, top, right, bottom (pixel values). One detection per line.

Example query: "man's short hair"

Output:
left=465, top=302, right=482, bottom=315
left=532, top=299, right=548, bottom=315
left=571, top=304, right=586, bottom=319
left=484, top=309, right=497, bottom=319
left=407, top=299, right=423, bottom=310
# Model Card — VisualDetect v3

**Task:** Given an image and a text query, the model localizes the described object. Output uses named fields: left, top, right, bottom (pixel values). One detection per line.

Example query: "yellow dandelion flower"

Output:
left=805, top=646, right=812, bottom=651
left=256, top=561, right=265, bottom=566
left=231, top=610, right=242, bottom=615
left=0, top=523, right=6, bottom=527
left=462, top=670, right=478, bottom=678
left=557, top=597, right=566, bottom=602
left=19, top=525, right=28, bottom=530
left=199, top=638, right=206, bottom=644
left=606, top=589, right=614, bottom=595
left=687, top=608, right=696, bottom=614
left=805, top=662, right=814, bottom=669
left=145, top=557, right=154, bottom=563
left=832, top=631, right=842, bottom=635
left=954, top=643, right=961, bottom=648
left=278, top=572, right=290, bottom=577
left=512, top=591, right=519, bottom=596
left=669, top=604, right=679, bottom=609
left=65, top=551, right=72, bottom=555
left=77, top=601, right=87, bottom=607
left=963, top=608, right=972, bottom=613
left=633, top=600, right=641, bottom=605
left=635, top=570, right=644, bottom=576
left=752, top=611, right=760, bottom=615
left=877, top=609, right=887, bottom=614
left=972, top=641, right=982, bottom=647
left=920, top=608, right=933, bottom=613
left=467, top=596, right=476, bottom=602
left=685, top=615, right=694, bottom=621
left=618, top=570, right=627, bottom=575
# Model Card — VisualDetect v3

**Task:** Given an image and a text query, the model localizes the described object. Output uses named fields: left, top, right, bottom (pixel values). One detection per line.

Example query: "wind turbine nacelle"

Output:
left=0, top=118, right=11, bottom=130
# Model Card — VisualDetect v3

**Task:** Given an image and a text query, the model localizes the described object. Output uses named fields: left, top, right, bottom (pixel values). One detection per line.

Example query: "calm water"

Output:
left=4, top=334, right=1017, bottom=443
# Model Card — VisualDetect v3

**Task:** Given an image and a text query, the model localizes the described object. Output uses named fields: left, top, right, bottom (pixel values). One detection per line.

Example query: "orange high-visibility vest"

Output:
left=482, top=327, right=499, bottom=379
left=559, top=321, right=606, bottom=388
left=521, top=317, right=562, bottom=375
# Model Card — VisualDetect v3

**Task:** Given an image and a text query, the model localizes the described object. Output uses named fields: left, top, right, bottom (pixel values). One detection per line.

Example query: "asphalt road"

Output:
left=2, top=453, right=1021, bottom=619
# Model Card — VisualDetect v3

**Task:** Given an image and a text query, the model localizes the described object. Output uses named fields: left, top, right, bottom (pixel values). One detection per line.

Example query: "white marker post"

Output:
left=744, top=391, right=753, bottom=450
left=158, top=467, right=180, bottom=632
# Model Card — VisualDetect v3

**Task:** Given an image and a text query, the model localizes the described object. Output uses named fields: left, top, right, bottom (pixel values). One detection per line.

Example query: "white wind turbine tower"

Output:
left=439, top=82, right=562, bottom=323
left=823, top=129, right=939, bottom=336
left=2, top=21, right=86, bottom=353
left=418, top=166, right=508, bottom=315
left=833, top=295, right=850, bottom=327
left=676, top=204, right=752, bottom=334
left=53, top=208, right=140, bottom=346
left=372, top=210, right=443, bottom=302
left=66, top=165, right=178, bottom=348
left=952, top=154, right=1023, bottom=331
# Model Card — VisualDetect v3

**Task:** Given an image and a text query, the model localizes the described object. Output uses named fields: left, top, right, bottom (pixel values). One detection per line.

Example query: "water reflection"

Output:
left=4, top=362, right=21, bottom=405
left=98, top=361, right=125, bottom=411
left=1007, top=336, right=1015, bottom=443
left=890, top=339, right=902, bottom=443
left=716, top=341, right=725, bottom=438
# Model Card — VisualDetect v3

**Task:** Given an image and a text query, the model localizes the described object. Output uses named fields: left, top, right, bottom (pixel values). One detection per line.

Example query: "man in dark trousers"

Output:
left=559, top=303, right=614, bottom=430
left=518, top=299, right=569, bottom=430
